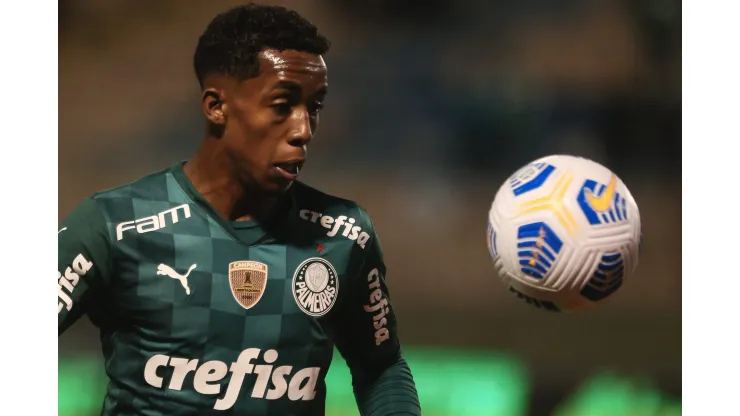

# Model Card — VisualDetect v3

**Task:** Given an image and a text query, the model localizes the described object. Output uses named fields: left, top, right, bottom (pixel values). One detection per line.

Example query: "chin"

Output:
left=261, top=178, right=294, bottom=196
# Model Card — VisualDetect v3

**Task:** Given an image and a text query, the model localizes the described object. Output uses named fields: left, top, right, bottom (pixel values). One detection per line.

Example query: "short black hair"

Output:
left=193, top=3, right=331, bottom=88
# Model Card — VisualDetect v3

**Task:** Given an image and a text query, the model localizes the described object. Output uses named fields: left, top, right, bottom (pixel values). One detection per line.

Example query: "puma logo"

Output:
left=157, top=263, right=197, bottom=295
left=585, top=175, right=617, bottom=213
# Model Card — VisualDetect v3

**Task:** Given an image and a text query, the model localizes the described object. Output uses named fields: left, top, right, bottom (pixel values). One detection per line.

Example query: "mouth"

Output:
left=274, top=160, right=303, bottom=180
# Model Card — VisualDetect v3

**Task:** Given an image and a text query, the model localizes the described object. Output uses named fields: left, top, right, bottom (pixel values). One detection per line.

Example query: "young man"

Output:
left=58, top=4, right=421, bottom=415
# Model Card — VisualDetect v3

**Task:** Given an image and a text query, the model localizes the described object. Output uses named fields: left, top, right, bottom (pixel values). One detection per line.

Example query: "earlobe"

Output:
left=202, top=89, right=226, bottom=125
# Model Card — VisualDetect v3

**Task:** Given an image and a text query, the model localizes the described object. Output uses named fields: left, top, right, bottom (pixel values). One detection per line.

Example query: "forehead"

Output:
left=256, top=49, right=327, bottom=87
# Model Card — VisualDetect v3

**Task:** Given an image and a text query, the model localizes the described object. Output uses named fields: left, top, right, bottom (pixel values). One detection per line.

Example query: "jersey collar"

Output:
left=169, top=161, right=298, bottom=246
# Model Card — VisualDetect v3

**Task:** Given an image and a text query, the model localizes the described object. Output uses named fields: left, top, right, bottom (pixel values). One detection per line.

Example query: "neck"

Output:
left=183, top=139, right=279, bottom=222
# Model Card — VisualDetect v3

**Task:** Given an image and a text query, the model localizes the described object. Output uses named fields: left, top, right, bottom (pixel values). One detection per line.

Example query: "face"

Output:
left=202, top=49, right=328, bottom=194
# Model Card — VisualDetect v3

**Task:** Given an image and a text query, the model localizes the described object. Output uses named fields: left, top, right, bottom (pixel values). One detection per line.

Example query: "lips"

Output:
left=274, top=162, right=300, bottom=175
left=274, top=160, right=304, bottom=180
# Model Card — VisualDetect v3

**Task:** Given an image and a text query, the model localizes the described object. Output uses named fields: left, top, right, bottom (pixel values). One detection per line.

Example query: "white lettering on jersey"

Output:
left=298, top=210, right=371, bottom=249
left=116, top=204, right=192, bottom=241
left=143, top=348, right=320, bottom=410
left=58, top=253, right=94, bottom=313
left=364, top=268, right=390, bottom=346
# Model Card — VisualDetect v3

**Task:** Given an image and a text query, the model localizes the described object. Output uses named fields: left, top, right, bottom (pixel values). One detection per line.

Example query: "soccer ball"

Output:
left=487, top=155, right=641, bottom=312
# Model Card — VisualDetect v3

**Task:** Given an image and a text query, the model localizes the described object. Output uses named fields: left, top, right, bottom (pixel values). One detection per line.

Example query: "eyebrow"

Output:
left=272, top=80, right=328, bottom=98
left=273, top=80, right=302, bottom=93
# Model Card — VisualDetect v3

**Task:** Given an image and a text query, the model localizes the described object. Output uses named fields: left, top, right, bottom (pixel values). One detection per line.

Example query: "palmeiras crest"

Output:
left=228, top=261, right=268, bottom=310
left=291, top=257, right=338, bottom=317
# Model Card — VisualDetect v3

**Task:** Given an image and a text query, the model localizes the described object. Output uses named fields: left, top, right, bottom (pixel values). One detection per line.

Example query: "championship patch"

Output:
left=229, top=261, right=268, bottom=310
left=292, top=257, right=338, bottom=317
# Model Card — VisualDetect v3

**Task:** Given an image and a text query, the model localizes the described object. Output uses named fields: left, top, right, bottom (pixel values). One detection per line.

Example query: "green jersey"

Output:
left=58, top=162, right=420, bottom=416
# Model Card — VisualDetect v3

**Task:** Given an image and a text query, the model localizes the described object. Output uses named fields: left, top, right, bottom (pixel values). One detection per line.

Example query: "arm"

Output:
left=58, top=198, right=111, bottom=335
left=332, top=220, right=421, bottom=416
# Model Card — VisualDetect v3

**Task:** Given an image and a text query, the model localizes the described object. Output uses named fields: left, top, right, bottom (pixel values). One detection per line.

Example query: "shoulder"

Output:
left=88, top=165, right=180, bottom=222
left=77, top=164, right=190, bottom=243
left=91, top=165, right=173, bottom=203
left=62, top=164, right=171, bottom=236
left=291, top=181, right=375, bottom=227
left=291, top=181, right=378, bottom=250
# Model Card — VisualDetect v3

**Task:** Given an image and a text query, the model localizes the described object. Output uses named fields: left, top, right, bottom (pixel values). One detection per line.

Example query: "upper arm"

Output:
left=58, top=198, right=111, bottom=335
left=331, top=213, right=403, bottom=386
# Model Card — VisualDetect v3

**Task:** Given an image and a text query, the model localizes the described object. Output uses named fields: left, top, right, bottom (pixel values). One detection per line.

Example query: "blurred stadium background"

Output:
left=59, top=0, right=681, bottom=415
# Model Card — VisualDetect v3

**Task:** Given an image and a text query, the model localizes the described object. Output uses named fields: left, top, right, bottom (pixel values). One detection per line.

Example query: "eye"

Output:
left=271, top=102, right=291, bottom=117
left=308, top=101, right=324, bottom=115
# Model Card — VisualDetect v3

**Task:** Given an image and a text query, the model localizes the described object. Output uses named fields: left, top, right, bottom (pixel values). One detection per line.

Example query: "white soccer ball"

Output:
left=487, top=155, right=641, bottom=312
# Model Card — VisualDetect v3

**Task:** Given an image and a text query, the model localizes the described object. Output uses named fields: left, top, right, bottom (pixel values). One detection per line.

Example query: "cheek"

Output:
left=245, top=110, right=283, bottom=142
left=227, top=111, right=268, bottom=147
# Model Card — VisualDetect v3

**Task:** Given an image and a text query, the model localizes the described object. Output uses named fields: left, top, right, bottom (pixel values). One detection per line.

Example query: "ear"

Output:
left=201, top=88, right=227, bottom=125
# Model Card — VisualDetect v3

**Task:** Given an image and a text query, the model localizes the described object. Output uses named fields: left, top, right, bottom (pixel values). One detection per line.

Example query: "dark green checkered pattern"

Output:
left=58, top=163, right=398, bottom=416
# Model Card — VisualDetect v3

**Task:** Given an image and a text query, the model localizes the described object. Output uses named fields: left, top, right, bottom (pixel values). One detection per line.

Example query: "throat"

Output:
left=231, top=196, right=281, bottom=222
left=202, top=184, right=283, bottom=223
left=183, top=157, right=285, bottom=223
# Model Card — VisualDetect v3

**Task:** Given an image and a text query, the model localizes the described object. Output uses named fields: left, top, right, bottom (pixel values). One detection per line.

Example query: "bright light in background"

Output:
left=553, top=373, right=681, bottom=416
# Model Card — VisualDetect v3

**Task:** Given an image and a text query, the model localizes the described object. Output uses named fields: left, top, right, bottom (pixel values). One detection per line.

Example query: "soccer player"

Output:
left=58, top=4, right=421, bottom=415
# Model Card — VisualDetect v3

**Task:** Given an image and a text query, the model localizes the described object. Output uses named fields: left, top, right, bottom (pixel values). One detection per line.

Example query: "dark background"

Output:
left=59, top=1, right=681, bottom=414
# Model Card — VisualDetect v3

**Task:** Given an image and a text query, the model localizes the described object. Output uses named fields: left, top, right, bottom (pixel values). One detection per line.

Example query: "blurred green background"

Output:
left=59, top=0, right=681, bottom=414
left=60, top=348, right=680, bottom=415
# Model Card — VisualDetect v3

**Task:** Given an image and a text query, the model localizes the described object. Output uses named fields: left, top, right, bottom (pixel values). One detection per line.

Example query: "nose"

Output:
left=288, top=108, right=312, bottom=147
